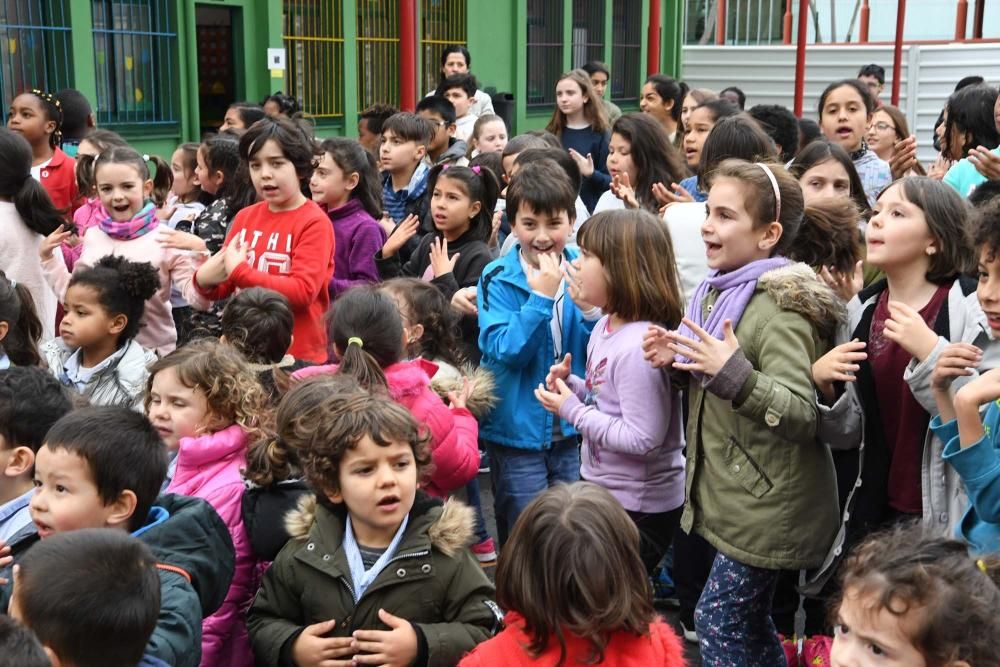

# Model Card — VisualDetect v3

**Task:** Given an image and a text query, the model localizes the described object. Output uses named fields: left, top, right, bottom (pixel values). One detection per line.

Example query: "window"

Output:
left=526, top=0, right=563, bottom=107
left=357, top=0, right=399, bottom=109
left=0, top=0, right=73, bottom=117
left=571, top=0, right=603, bottom=69
left=91, top=0, right=178, bottom=127
left=421, top=0, right=466, bottom=96
left=284, top=0, right=345, bottom=118
left=611, top=0, right=641, bottom=103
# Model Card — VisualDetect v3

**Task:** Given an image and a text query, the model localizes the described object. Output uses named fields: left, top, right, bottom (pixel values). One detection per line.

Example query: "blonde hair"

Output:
left=545, top=69, right=609, bottom=137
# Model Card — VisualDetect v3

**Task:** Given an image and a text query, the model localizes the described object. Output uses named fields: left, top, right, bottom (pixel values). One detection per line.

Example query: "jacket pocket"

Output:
left=724, top=436, right=774, bottom=499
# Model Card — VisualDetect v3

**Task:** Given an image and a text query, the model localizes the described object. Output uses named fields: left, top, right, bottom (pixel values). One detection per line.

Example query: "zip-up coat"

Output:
left=42, top=337, right=156, bottom=410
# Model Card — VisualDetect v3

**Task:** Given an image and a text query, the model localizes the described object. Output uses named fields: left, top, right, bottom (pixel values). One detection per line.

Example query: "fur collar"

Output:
left=758, top=262, right=846, bottom=341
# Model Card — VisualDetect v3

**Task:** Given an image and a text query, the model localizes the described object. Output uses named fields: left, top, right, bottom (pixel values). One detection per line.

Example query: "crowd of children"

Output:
left=1, top=52, right=1000, bottom=667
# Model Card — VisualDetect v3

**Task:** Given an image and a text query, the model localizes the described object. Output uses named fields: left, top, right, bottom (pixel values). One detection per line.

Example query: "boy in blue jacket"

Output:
left=477, top=160, right=600, bottom=545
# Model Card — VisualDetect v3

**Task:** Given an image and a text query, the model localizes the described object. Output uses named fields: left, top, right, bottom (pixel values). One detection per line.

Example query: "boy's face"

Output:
left=417, top=110, right=454, bottom=155
left=380, top=129, right=426, bottom=175
left=858, top=74, right=883, bottom=100
left=977, top=246, right=1000, bottom=337
left=443, top=88, right=472, bottom=119
left=358, top=118, right=381, bottom=153
left=589, top=72, right=609, bottom=99
left=512, top=201, right=572, bottom=268
left=30, top=445, right=132, bottom=538
left=326, top=435, right=417, bottom=548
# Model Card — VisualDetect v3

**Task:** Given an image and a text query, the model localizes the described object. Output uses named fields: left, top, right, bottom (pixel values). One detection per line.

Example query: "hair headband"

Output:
left=755, top=162, right=781, bottom=223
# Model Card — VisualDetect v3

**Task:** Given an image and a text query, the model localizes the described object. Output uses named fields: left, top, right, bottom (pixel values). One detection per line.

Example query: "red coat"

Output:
left=459, top=613, right=686, bottom=667
left=39, top=147, right=79, bottom=215
left=292, top=358, right=480, bottom=496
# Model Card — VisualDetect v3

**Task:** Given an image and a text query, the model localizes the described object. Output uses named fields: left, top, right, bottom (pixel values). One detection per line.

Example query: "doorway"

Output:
left=196, top=5, right=241, bottom=136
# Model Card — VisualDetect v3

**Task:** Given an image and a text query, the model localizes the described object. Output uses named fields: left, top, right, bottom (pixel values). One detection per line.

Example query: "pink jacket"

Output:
left=64, top=197, right=106, bottom=270
left=165, top=424, right=256, bottom=667
left=293, top=359, right=480, bottom=496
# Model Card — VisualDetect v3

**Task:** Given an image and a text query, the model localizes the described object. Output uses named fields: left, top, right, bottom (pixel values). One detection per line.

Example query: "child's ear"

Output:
left=324, top=487, right=344, bottom=505
left=43, top=119, right=57, bottom=139
left=0, top=320, right=8, bottom=344
left=468, top=200, right=482, bottom=219
left=143, top=178, right=154, bottom=198
left=758, top=221, right=784, bottom=251
left=346, top=171, right=361, bottom=193
left=43, top=647, right=65, bottom=667
left=2, top=446, right=35, bottom=478
left=447, top=123, right=456, bottom=138
left=415, top=144, right=427, bottom=160
left=108, top=313, right=128, bottom=337
left=107, top=489, right=138, bottom=528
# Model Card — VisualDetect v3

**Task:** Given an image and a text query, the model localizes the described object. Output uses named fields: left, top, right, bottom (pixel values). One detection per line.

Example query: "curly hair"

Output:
left=144, top=338, right=267, bottom=440
left=974, top=195, right=1000, bottom=261
left=380, top=278, right=466, bottom=368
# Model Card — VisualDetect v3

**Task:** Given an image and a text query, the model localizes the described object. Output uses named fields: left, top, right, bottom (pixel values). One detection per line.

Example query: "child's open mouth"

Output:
left=376, top=495, right=401, bottom=512
left=705, top=241, right=722, bottom=257
left=113, top=203, right=131, bottom=213
left=261, top=185, right=279, bottom=195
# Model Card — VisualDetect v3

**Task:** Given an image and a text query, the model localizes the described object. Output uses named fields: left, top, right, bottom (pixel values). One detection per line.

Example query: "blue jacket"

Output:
left=477, top=246, right=596, bottom=449
left=931, top=405, right=1000, bottom=555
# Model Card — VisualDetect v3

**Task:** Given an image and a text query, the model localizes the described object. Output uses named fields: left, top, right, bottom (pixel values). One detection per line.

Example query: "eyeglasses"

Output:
left=870, top=122, right=895, bottom=133
left=426, top=119, right=450, bottom=128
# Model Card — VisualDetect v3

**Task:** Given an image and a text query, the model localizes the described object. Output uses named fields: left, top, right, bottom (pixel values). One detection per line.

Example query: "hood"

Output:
left=285, top=493, right=475, bottom=558
left=430, top=364, right=497, bottom=418
left=437, top=138, right=469, bottom=164
left=174, top=424, right=248, bottom=469
left=383, top=359, right=435, bottom=400
left=758, top=262, right=846, bottom=341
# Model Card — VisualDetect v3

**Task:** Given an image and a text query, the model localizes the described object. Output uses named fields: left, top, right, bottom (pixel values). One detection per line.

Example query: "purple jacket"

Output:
left=559, top=317, right=685, bottom=513
left=326, top=198, right=387, bottom=297
left=166, top=424, right=256, bottom=667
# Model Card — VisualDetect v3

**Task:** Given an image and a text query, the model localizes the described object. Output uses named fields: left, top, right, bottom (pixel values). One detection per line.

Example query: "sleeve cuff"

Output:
left=412, top=623, right=429, bottom=667
left=703, top=348, right=753, bottom=401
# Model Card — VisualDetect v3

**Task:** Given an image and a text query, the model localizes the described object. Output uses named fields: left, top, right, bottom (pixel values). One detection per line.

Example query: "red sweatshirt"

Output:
left=39, top=147, right=79, bottom=216
left=195, top=199, right=335, bottom=362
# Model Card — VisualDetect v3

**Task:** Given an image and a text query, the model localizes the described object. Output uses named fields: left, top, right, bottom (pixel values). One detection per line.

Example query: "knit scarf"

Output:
left=97, top=201, right=159, bottom=240
left=675, top=256, right=790, bottom=377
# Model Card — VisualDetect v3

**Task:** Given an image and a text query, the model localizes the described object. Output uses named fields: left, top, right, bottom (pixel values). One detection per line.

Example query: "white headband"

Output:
left=755, top=162, right=781, bottom=223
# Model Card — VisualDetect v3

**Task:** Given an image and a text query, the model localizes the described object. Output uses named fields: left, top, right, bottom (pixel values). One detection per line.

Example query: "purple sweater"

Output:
left=326, top=198, right=387, bottom=297
left=559, top=317, right=685, bottom=513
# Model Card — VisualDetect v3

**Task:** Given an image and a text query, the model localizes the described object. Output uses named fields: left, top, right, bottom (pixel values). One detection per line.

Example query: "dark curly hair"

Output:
left=973, top=195, right=1000, bottom=261
left=380, top=278, right=466, bottom=368
left=68, top=255, right=160, bottom=345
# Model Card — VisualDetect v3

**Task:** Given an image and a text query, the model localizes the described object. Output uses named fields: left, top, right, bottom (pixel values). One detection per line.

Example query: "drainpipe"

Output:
left=783, top=0, right=792, bottom=44
left=891, top=0, right=906, bottom=106
left=955, top=0, right=968, bottom=40
left=860, top=0, right=870, bottom=42
left=648, top=0, right=661, bottom=76
left=716, top=0, right=727, bottom=45
left=399, top=0, right=417, bottom=111
left=793, top=0, right=809, bottom=116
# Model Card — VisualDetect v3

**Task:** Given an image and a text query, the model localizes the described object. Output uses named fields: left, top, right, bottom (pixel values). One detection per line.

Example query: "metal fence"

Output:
left=420, top=0, right=465, bottom=96
left=611, top=0, right=641, bottom=103
left=526, top=0, right=563, bottom=107
left=285, top=0, right=345, bottom=118
left=91, top=0, right=178, bottom=127
left=357, top=0, right=399, bottom=109
left=0, top=0, right=73, bottom=119
left=684, top=0, right=784, bottom=46
left=571, top=0, right=603, bottom=69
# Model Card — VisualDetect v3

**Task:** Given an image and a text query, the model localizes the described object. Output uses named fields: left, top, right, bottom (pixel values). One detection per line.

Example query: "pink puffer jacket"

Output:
left=166, top=424, right=256, bottom=667
left=293, top=359, right=480, bottom=496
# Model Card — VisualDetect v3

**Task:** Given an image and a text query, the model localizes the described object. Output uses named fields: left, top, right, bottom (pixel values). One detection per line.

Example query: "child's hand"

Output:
left=429, top=237, right=459, bottom=278
left=350, top=609, right=418, bottom=667
left=969, top=146, right=1000, bottom=180
left=567, top=149, right=595, bottom=178
left=931, top=343, right=982, bottom=392
left=812, top=339, right=867, bottom=403
left=222, top=239, right=250, bottom=276
left=39, top=225, right=73, bottom=261
left=158, top=227, right=208, bottom=252
left=884, top=301, right=939, bottom=362
left=652, top=181, right=694, bottom=206
left=195, top=247, right=228, bottom=288
left=526, top=252, right=562, bottom=298
left=378, top=212, right=397, bottom=237
left=451, top=287, right=478, bottom=316
left=889, top=135, right=919, bottom=180
left=610, top=173, right=639, bottom=209
left=927, top=154, right=954, bottom=181
left=642, top=325, right=676, bottom=369
left=291, top=619, right=354, bottom=667
left=535, top=379, right=574, bottom=414
left=381, top=215, right=420, bottom=259
left=546, top=353, right=572, bottom=391
left=666, top=318, right=740, bottom=377
left=819, top=261, right=864, bottom=303
left=562, top=259, right=596, bottom=312
left=447, top=378, right=477, bottom=411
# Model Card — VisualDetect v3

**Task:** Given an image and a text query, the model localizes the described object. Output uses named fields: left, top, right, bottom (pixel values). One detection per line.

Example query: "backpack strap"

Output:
left=156, top=563, right=191, bottom=584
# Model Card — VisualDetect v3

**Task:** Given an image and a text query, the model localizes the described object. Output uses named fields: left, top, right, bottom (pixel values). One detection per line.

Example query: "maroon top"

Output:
left=869, top=285, right=949, bottom=515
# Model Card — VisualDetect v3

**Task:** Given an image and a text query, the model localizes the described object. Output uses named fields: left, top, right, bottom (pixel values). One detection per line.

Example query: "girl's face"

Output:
left=606, top=132, right=638, bottom=187
left=830, top=587, right=927, bottom=667
left=943, top=120, right=970, bottom=161
left=555, top=79, right=587, bottom=118
left=576, top=248, right=609, bottom=310
left=820, top=85, right=870, bottom=152
left=195, top=146, right=223, bottom=196
left=976, top=246, right=1000, bottom=336
left=310, top=152, right=356, bottom=209
left=431, top=174, right=480, bottom=241
left=219, top=107, right=245, bottom=133
left=639, top=83, right=673, bottom=125
left=170, top=149, right=200, bottom=201
left=680, top=93, right=700, bottom=132
left=866, top=109, right=898, bottom=158
left=703, top=177, right=779, bottom=272
left=799, top=158, right=852, bottom=203
left=865, top=182, right=936, bottom=273
left=683, top=106, right=715, bottom=171
left=475, top=120, right=508, bottom=154
left=7, top=94, right=55, bottom=149
left=76, top=139, right=100, bottom=160
left=147, top=366, right=211, bottom=451
left=249, top=139, right=303, bottom=211
left=59, top=284, right=123, bottom=351
left=96, top=162, right=152, bottom=221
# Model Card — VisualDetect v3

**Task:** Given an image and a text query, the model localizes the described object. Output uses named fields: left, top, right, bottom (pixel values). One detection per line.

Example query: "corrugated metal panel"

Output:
left=682, top=43, right=1000, bottom=165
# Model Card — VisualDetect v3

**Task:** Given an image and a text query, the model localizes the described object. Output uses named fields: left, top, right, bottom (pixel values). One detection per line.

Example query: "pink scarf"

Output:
left=97, top=201, right=159, bottom=240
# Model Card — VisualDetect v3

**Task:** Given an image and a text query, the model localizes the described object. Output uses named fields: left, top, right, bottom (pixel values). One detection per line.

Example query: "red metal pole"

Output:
left=647, top=0, right=662, bottom=76
left=860, top=0, right=870, bottom=42
left=891, top=0, right=906, bottom=106
left=716, top=0, right=727, bottom=45
left=955, top=0, right=968, bottom=40
left=399, top=0, right=417, bottom=111
left=783, top=0, right=792, bottom=44
left=793, top=0, right=809, bottom=117
left=973, top=0, right=985, bottom=39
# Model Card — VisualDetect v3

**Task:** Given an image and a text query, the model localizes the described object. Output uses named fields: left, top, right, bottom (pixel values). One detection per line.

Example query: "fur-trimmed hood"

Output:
left=758, top=262, right=846, bottom=342
left=430, top=364, right=497, bottom=418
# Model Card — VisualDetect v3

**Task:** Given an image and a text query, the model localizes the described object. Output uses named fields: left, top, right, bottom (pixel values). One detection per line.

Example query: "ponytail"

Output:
left=338, top=339, right=388, bottom=392
left=327, top=287, right=404, bottom=391
left=0, top=275, right=42, bottom=367
left=979, top=555, right=1000, bottom=589
left=245, top=433, right=298, bottom=487
left=146, top=154, right=173, bottom=208
left=788, top=197, right=863, bottom=275
left=0, top=128, right=67, bottom=236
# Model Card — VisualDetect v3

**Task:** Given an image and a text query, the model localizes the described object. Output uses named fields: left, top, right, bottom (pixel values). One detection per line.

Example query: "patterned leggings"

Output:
left=694, top=552, right=785, bottom=666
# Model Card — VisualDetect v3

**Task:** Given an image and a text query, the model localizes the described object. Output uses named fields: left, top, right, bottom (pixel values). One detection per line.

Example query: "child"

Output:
left=165, top=143, right=209, bottom=228
left=380, top=112, right=433, bottom=262
left=787, top=139, right=871, bottom=219
left=246, top=384, right=499, bottom=666
left=640, top=75, right=688, bottom=143
left=466, top=114, right=508, bottom=159
left=40, top=146, right=209, bottom=355
left=71, top=129, right=129, bottom=252
left=219, top=102, right=266, bottom=133
left=0, top=274, right=43, bottom=367
left=262, top=91, right=301, bottom=118
left=54, top=88, right=95, bottom=158
left=310, top=137, right=386, bottom=296
left=830, top=525, right=1000, bottom=665
left=674, top=99, right=739, bottom=203
left=0, top=368, right=72, bottom=552
left=416, top=95, right=469, bottom=167
left=42, top=255, right=160, bottom=409
left=535, top=209, right=685, bottom=574
left=458, top=483, right=685, bottom=667
left=377, top=164, right=499, bottom=299
left=593, top=113, right=687, bottom=214
left=0, top=616, right=47, bottom=667
left=643, top=160, right=845, bottom=662
left=546, top=69, right=611, bottom=213
left=293, top=286, right=481, bottom=497
left=680, top=88, right=717, bottom=134
left=194, top=117, right=335, bottom=364
left=12, top=406, right=236, bottom=667
left=358, top=103, right=399, bottom=154
left=504, top=148, right=590, bottom=248
left=6, top=89, right=78, bottom=214
left=436, top=73, right=479, bottom=143
left=150, top=339, right=267, bottom=666
left=0, top=128, right=65, bottom=338
left=477, top=159, right=601, bottom=544
left=582, top=60, right=623, bottom=126
left=818, top=79, right=891, bottom=207
left=944, top=87, right=1000, bottom=197
left=748, top=104, right=801, bottom=163
left=220, top=287, right=311, bottom=402
left=10, top=529, right=162, bottom=667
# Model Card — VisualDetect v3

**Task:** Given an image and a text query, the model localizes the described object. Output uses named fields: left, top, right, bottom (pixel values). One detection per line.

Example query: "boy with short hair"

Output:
left=0, top=616, right=49, bottom=667
left=857, top=64, right=885, bottom=105
left=416, top=95, right=469, bottom=167
left=436, top=74, right=479, bottom=142
left=0, top=407, right=236, bottom=667
left=358, top=103, right=398, bottom=155
left=477, top=160, right=601, bottom=545
left=381, top=112, right=434, bottom=262
left=9, top=528, right=162, bottom=667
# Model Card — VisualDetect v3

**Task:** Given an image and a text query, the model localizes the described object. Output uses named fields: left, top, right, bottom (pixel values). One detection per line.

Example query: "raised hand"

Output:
left=889, top=135, right=919, bottom=180
left=158, top=227, right=208, bottom=252
left=222, top=239, right=250, bottom=276
left=819, top=261, right=864, bottom=303
left=546, top=353, right=573, bottom=391
left=428, top=236, right=459, bottom=278
left=568, top=149, right=596, bottom=177
left=447, top=378, right=477, bottom=410
left=642, top=325, right=676, bottom=369
left=652, top=181, right=695, bottom=206
left=884, top=300, right=939, bottom=362
left=39, top=224, right=73, bottom=261
left=526, top=252, right=562, bottom=298
left=381, top=215, right=421, bottom=259
left=931, top=343, right=983, bottom=392
left=562, top=258, right=595, bottom=312
left=812, top=339, right=867, bottom=403
left=666, top=318, right=740, bottom=377
left=969, top=146, right=1000, bottom=181
left=610, top=173, right=639, bottom=209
